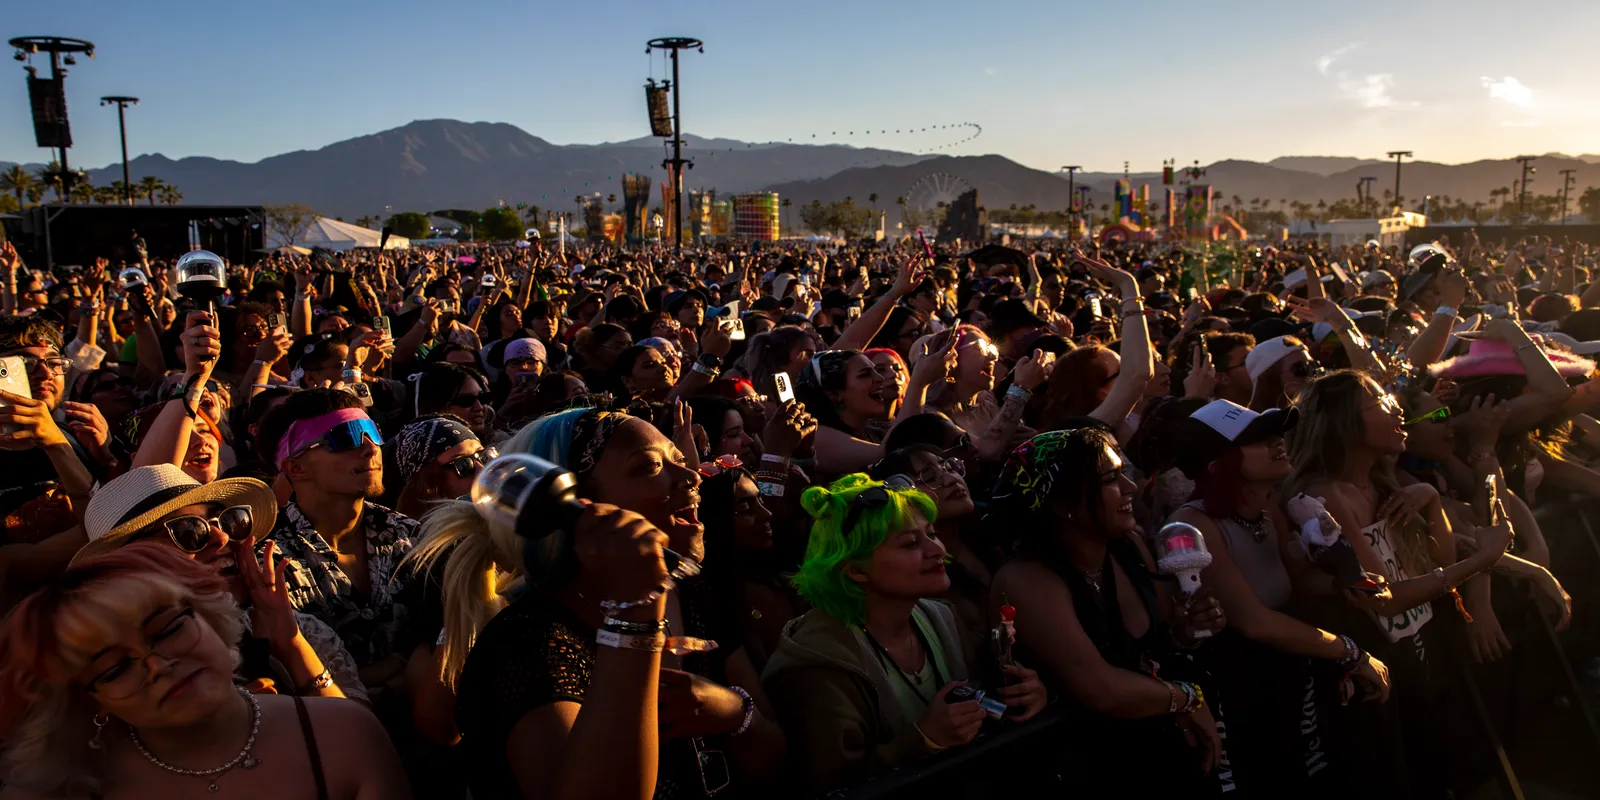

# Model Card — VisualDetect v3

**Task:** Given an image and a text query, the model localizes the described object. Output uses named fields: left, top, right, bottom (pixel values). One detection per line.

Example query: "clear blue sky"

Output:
left=5, top=0, right=1597, bottom=173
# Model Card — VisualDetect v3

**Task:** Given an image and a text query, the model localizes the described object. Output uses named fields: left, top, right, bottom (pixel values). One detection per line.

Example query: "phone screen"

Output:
left=773, top=372, right=795, bottom=404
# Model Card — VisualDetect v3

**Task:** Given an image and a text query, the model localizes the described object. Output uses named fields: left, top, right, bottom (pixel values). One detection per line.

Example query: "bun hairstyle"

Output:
left=793, top=474, right=936, bottom=626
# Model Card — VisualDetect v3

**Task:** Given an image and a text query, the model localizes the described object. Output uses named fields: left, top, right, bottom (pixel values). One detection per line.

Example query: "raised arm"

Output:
left=1406, top=269, right=1468, bottom=371
left=1083, top=260, right=1151, bottom=432
left=834, top=256, right=921, bottom=353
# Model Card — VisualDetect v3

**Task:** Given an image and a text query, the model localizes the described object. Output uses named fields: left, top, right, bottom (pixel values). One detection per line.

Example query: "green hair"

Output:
left=793, top=473, right=938, bottom=626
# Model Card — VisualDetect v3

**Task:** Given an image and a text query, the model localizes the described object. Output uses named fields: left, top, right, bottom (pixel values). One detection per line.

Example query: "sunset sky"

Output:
left=5, top=0, right=1597, bottom=172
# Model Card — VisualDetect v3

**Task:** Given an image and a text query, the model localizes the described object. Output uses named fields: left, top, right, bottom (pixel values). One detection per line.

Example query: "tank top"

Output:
left=1358, top=520, right=1434, bottom=643
left=1183, top=501, right=1292, bottom=611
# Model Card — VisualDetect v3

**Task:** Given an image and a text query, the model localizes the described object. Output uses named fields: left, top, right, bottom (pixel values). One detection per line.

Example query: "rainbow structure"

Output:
left=733, top=193, right=780, bottom=241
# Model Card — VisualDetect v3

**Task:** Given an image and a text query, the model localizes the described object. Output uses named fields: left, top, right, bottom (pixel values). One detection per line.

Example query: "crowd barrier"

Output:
left=821, top=499, right=1600, bottom=800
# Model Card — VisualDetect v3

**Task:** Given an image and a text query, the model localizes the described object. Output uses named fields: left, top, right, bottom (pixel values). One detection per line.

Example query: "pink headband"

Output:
left=275, top=408, right=370, bottom=469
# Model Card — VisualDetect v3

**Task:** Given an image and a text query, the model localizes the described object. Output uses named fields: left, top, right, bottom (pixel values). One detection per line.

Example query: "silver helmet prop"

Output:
left=173, top=250, right=228, bottom=303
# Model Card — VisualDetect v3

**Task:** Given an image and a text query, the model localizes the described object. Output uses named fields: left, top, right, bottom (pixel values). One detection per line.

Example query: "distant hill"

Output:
left=58, top=120, right=930, bottom=218
left=1268, top=156, right=1386, bottom=176
left=4, top=121, right=1597, bottom=221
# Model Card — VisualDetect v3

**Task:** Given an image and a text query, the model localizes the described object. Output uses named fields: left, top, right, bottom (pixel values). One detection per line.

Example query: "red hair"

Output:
left=702, top=377, right=756, bottom=400
left=864, top=347, right=906, bottom=368
left=1191, top=447, right=1247, bottom=520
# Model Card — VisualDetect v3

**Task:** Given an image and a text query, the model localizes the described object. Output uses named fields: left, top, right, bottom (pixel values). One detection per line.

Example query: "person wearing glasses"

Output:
left=0, top=316, right=106, bottom=567
left=763, top=473, right=1048, bottom=794
left=0, top=543, right=409, bottom=799
left=388, top=414, right=493, bottom=518
left=411, top=361, right=498, bottom=446
left=1244, top=335, right=1324, bottom=412
left=75, top=464, right=365, bottom=703
left=1286, top=371, right=1520, bottom=796
left=257, top=389, right=421, bottom=688
left=455, top=408, right=787, bottom=799
left=869, top=445, right=995, bottom=660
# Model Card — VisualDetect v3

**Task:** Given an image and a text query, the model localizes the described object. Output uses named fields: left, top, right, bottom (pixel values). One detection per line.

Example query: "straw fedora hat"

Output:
left=74, top=464, right=278, bottom=565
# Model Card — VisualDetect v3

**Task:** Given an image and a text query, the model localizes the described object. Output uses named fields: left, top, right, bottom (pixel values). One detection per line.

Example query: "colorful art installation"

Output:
left=733, top=193, right=780, bottom=241
left=1183, top=185, right=1214, bottom=238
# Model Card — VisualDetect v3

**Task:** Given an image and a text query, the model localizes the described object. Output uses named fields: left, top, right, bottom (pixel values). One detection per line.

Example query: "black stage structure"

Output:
left=4, top=205, right=266, bottom=268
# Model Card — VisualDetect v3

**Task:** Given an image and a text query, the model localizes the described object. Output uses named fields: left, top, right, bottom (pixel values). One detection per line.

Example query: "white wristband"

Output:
left=1434, top=305, right=1458, bottom=318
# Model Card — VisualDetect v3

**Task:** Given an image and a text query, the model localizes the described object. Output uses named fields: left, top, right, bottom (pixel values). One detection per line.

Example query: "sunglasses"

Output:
left=912, top=457, right=966, bottom=487
left=1289, top=360, right=1325, bottom=379
left=444, top=448, right=497, bottom=479
left=300, top=417, right=384, bottom=457
left=842, top=475, right=915, bottom=534
left=1404, top=406, right=1451, bottom=427
left=88, top=375, right=134, bottom=395
left=449, top=393, right=486, bottom=409
left=160, top=506, right=253, bottom=552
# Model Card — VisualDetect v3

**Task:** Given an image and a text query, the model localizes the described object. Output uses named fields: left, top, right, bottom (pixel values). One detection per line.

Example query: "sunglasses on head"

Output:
left=159, top=506, right=253, bottom=552
left=1405, top=406, right=1451, bottom=426
left=444, top=448, right=497, bottom=479
left=841, top=475, right=915, bottom=534
left=299, top=417, right=383, bottom=457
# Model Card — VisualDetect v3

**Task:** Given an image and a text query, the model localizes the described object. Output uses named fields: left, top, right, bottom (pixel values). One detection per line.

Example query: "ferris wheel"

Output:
left=905, top=172, right=974, bottom=212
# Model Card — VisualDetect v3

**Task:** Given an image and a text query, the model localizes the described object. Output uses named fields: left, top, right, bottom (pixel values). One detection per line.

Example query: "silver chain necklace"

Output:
left=127, top=686, right=261, bottom=793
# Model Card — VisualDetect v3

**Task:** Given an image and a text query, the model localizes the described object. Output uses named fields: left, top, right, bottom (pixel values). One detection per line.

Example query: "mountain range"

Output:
left=4, top=119, right=1597, bottom=223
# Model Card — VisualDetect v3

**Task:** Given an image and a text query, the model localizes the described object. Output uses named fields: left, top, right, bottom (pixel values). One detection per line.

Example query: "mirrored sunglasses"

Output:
left=162, top=506, right=253, bottom=552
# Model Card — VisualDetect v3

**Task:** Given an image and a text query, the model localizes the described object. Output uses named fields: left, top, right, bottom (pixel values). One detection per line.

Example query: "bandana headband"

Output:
left=275, top=408, right=370, bottom=469
left=393, top=416, right=477, bottom=485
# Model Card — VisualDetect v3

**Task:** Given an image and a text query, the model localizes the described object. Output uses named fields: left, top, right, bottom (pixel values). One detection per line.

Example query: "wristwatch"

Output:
left=697, top=353, right=722, bottom=370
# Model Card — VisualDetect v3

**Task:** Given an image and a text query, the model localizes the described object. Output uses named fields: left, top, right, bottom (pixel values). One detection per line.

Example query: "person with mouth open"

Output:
left=74, top=463, right=367, bottom=705
left=0, top=543, right=409, bottom=799
left=1166, top=399, right=1391, bottom=797
left=985, top=427, right=1226, bottom=795
left=256, top=389, right=421, bottom=695
left=762, top=473, right=1048, bottom=795
left=452, top=408, right=787, bottom=800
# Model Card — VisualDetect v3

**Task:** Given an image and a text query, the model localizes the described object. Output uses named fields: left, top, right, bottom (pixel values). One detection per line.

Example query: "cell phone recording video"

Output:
left=773, top=371, right=795, bottom=405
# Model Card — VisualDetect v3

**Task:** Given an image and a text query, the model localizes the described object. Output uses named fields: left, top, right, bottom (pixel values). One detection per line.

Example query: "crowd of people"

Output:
left=0, top=226, right=1592, bottom=798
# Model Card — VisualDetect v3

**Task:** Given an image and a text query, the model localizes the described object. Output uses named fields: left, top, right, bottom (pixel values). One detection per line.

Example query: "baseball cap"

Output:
left=1176, top=400, right=1299, bottom=479
left=664, top=288, right=709, bottom=314
left=1244, top=335, right=1303, bottom=382
left=987, top=299, right=1049, bottom=337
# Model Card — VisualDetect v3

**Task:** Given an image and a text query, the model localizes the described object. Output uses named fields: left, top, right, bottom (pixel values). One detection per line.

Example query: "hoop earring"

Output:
left=88, top=713, right=110, bottom=750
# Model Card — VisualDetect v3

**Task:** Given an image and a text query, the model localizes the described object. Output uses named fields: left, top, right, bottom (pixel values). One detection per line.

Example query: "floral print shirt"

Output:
left=267, top=500, right=420, bottom=668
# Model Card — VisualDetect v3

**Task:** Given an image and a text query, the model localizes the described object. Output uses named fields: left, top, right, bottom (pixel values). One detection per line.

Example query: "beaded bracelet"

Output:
left=1337, top=634, right=1361, bottom=669
left=730, top=686, right=756, bottom=736
left=599, top=591, right=662, bottom=613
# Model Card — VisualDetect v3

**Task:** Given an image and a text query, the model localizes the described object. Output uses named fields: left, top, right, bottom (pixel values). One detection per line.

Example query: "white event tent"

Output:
left=267, top=217, right=410, bottom=251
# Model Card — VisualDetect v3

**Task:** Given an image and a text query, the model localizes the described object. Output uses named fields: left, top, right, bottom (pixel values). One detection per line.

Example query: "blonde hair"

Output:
left=400, top=499, right=526, bottom=690
left=1286, top=370, right=1435, bottom=576
left=0, top=542, right=242, bottom=798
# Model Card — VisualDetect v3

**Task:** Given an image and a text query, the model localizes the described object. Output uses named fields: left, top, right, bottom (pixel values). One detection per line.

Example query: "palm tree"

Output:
left=354, top=215, right=379, bottom=229
left=110, top=181, right=132, bottom=205
left=138, top=176, right=164, bottom=204
left=868, top=193, right=879, bottom=210
left=69, top=181, right=95, bottom=205
left=1, top=165, right=39, bottom=207
left=93, top=186, right=120, bottom=205
left=34, top=163, right=65, bottom=202
left=780, top=196, right=793, bottom=233
left=157, top=185, right=183, bottom=205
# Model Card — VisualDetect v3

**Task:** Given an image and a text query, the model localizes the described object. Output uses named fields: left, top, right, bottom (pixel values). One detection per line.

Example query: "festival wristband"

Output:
left=1434, top=305, right=1458, bottom=318
left=757, top=481, right=786, bottom=498
left=1006, top=386, right=1033, bottom=402
left=596, top=630, right=665, bottom=653
left=603, top=617, right=668, bottom=635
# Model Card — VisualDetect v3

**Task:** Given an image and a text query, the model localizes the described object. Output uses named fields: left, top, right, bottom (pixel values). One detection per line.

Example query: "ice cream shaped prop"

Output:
left=1286, top=493, right=1372, bottom=591
left=1154, top=522, right=1212, bottom=593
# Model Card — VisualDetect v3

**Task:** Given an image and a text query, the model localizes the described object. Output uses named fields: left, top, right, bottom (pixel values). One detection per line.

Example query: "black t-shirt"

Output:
left=455, top=582, right=736, bottom=800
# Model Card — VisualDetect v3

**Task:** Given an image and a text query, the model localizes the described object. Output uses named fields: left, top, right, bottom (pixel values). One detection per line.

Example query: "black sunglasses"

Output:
left=88, top=375, right=133, bottom=395
left=841, top=475, right=915, bottom=534
left=449, top=393, right=485, bottom=409
left=444, top=448, right=497, bottom=479
left=1289, top=360, right=1325, bottom=379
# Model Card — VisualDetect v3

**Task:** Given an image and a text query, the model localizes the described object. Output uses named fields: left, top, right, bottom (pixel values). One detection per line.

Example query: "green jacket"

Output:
left=760, top=599, right=969, bottom=794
